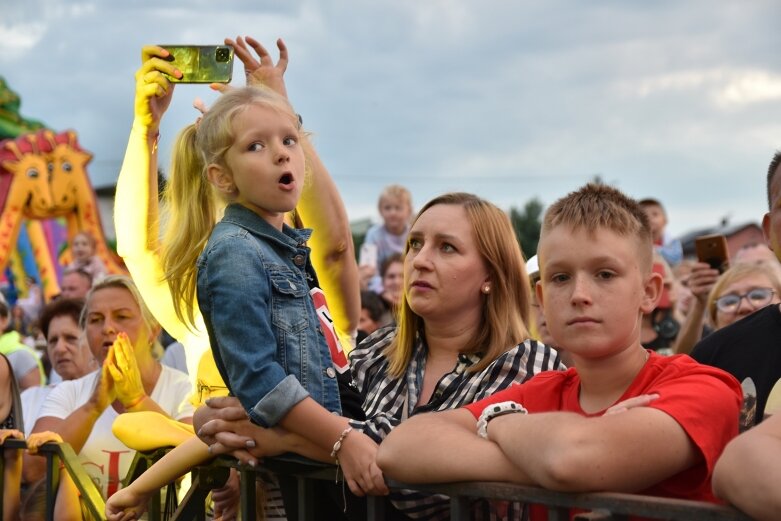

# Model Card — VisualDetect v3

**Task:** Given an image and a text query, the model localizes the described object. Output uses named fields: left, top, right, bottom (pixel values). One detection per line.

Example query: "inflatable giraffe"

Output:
left=0, top=130, right=126, bottom=301
left=0, top=134, right=53, bottom=272
left=41, top=129, right=125, bottom=274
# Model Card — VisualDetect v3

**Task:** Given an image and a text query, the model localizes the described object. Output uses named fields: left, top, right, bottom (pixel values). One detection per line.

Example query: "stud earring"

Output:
left=482, top=284, right=491, bottom=294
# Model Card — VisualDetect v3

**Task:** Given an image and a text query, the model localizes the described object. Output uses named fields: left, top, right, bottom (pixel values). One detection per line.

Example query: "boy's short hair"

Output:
left=379, top=184, right=412, bottom=210
left=541, top=183, right=654, bottom=271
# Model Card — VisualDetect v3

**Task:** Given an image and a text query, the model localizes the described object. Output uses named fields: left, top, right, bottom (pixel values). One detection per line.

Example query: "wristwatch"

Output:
left=476, top=401, right=527, bottom=439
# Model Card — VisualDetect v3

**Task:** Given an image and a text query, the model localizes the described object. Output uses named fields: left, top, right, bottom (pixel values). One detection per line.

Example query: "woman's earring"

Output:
left=482, top=284, right=491, bottom=294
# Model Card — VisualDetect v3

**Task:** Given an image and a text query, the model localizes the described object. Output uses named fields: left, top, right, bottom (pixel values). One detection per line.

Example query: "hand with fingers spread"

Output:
left=134, top=45, right=182, bottom=131
left=225, top=36, right=289, bottom=97
left=106, top=333, right=146, bottom=410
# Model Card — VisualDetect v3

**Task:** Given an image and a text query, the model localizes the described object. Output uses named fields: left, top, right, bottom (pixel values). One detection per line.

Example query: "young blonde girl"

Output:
left=156, top=50, right=385, bottom=504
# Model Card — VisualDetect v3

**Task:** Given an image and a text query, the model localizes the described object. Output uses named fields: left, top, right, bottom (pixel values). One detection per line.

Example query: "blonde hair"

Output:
left=81, top=274, right=160, bottom=335
left=384, top=192, right=531, bottom=377
left=161, top=86, right=302, bottom=327
left=378, top=184, right=412, bottom=212
left=706, top=261, right=781, bottom=327
left=541, top=183, right=653, bottom=272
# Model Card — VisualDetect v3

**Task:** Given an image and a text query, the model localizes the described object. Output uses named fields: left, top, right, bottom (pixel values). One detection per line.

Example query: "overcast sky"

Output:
left=3, top=0, right=780, bottom=238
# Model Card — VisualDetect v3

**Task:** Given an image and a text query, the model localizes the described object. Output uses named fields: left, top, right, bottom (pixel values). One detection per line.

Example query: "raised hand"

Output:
left=106, top=333, right=147, bottom=409
left=225, top=36, right=289, bottom=98
left=134, top=45, right=182, bottom=131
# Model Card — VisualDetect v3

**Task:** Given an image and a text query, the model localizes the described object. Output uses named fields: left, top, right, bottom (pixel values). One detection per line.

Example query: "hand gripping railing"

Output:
left=0, top=438, right=105, bottom=521
left=1, top=440, right=755, bottom=521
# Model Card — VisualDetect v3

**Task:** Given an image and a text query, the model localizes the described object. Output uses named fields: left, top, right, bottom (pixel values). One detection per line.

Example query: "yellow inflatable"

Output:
left=0, top=130, right=127, bottom=300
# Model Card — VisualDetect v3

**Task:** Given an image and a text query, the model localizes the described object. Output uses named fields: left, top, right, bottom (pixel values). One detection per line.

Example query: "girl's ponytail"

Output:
left=161, top=123, right=218, bottom=327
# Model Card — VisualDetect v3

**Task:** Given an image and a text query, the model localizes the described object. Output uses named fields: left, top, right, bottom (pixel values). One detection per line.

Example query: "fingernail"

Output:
left=246, top=440, right=256, bottom=448
left=248, top=459, right=256, bottom=467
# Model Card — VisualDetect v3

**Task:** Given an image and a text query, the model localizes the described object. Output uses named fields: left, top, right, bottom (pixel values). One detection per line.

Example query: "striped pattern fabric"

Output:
left=348, top=327, right=564, bottom=520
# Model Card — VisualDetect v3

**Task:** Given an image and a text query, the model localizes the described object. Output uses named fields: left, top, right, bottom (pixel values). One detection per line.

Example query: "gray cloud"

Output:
left=2, top=0, right=779, bottom=236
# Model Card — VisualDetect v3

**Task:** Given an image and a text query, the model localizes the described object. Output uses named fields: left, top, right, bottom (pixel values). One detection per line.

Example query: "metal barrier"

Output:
left=1, top=440, right=755, bottom=521
left=1, top=437, right=105, bottom=521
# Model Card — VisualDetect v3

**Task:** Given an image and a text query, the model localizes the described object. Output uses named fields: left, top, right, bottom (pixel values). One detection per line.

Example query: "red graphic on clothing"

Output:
left=310, top=287, right=349, bottom=373
left=83, top=450, right=131, bottom=498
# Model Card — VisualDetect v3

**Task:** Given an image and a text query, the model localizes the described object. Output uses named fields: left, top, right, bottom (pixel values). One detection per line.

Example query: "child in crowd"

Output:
left=361, top=185, right=412, bottom=293
left=378, top=183, right=742, bottom=520
left=152, top=43, right=386, bottom=510
left=66, top=231, right=107, bottom=281
left=639, top=198, right=683, bottom=267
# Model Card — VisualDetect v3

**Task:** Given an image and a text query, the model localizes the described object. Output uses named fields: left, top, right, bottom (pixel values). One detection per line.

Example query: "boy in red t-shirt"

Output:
left=378, top=183, right=742, bottom=517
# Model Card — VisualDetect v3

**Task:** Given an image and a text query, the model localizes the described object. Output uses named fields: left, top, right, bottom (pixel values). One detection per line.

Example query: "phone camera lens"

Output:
left=215, top=47, right=230, bottom=63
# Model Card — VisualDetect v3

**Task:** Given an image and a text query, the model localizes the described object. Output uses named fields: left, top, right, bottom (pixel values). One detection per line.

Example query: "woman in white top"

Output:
left=29, top=275, right=193, bottom=501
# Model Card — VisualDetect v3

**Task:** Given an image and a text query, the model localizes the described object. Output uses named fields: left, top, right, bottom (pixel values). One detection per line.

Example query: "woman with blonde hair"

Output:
left=29, top=275, right=193, bottom=503
left=705, top=261, right=781, bottom=330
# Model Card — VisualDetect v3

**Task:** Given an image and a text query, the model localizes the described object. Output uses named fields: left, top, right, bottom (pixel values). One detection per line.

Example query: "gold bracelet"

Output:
left=124, top=394, right=147, bottom=409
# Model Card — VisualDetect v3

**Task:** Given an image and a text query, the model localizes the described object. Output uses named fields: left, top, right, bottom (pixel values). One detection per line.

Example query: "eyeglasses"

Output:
left=196, top=380, right=230, bottom=404
left=715, top=287, right=775, bottom=313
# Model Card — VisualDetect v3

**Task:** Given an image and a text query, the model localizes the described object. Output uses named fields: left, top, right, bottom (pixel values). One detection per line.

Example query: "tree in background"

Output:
left=510, top=197, right=544, bottom=259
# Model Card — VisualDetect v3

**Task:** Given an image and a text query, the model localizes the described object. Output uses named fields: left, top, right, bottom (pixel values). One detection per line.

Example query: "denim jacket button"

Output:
left=325, top=367, right=336, bottom=378
left=293, top=254, right=306, bottom=266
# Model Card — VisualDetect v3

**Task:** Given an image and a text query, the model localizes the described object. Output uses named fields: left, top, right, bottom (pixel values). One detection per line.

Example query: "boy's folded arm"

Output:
left=376, top=408, right=530, bottom=484
left=488, top=407, right=699, bottom=492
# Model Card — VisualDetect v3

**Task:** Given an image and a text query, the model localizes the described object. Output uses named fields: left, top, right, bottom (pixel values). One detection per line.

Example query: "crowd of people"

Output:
left=0, top=34, right=780, bottom=521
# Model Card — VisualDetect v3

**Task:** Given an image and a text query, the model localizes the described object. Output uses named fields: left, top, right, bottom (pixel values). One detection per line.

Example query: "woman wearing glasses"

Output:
left=705, top=262, right=781, bottom=329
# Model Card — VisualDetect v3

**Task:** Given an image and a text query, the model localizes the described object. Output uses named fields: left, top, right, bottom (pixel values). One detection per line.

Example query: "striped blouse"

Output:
left=348, top=326, right=565, bottom=520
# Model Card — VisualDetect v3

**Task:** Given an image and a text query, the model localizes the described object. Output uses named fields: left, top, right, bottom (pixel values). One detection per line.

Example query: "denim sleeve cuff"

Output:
left=249, top=374, right=310, bottom=428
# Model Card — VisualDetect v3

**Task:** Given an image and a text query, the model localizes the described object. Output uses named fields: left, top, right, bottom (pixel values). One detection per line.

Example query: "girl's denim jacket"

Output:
left=196, top=204, right=342, bottom=427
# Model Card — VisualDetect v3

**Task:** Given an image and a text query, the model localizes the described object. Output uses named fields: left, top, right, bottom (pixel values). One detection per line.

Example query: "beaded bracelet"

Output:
left=330, top=426, right=353, bottom=463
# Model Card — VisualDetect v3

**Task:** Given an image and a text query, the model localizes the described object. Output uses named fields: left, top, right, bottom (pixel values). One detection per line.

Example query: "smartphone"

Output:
left=359, top=243, right=378, bottom=268
left=160, top=45, right=234, bottom=83
left=695, top=234, right=730, bottom=273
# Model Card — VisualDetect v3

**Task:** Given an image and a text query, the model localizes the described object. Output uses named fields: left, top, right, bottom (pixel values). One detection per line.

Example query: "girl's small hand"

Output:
left=337, top=430, right=389, bottom=496
left=106, top=333, right=146, bottom=409
left=226, top=36, right=289, bottom=98
left=134, top=45, right=181, bottom=131
left=105, top=484, right=150, bottom=521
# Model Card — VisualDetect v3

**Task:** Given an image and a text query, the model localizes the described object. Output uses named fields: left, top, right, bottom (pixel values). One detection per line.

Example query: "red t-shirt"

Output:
left=464, top=352, right=742, bottom=518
